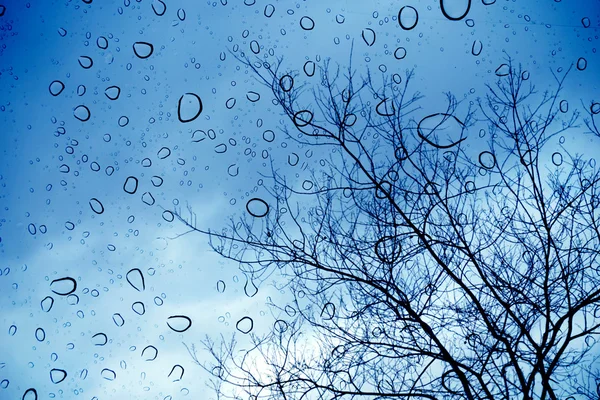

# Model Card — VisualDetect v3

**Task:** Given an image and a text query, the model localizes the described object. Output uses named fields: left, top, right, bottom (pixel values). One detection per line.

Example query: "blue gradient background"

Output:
left=0, top=0, right=599, bottom=399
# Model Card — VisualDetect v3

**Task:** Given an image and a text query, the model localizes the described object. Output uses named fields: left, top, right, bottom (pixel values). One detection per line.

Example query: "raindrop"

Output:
left=244, top=278, right=258, bottom=297
left=288, top=152, right=299, bottom=166
left=92, top=332, right=108, bottom=346
left=215, top=144, right=228, bottom=153
left=303, top=60, right=315, bottom=77
left=51, top=277, right=77, bottom=295
left=417, top=113, right=466, bottom=149
left=152, top=0, right=166, bottom=16
left=465, top=181, right=476, bottom=193
left=112, top=313, right=125, bottom=327
left=279, top=75, right=293, bottom=92
left=227, top=164, right=239, bottom=177
left=576, top=57, right=587, bottom=71
left=168, top=365, right=184, bottom=381
left=478, top=151, right=496, bottom=169
left=376, top=98, right=395, bottom=116
left=78, top=56, right=93, bottom=69
left=226, top=97, right=236, bottom=109
left=101, top=369, right=116, bottom=381
left=559, top=100, right=568, bottom=113
left=264, top=4, right=274, bottom=17
left=49, top=81, right=65, bottom=96
left=246, top=91, right=260, bottom=102
left=440, top=0, right=471, bottom=21
left=582, top=17, right=590, bottom=28
left=118, top=116, right=129, bottom=127
left=398, top=6, right=418, bottom=30
left=162, top=210, right=175, bottom=222
left=41, top=296, right=54, bottom=312
left=216, top=280, right=226, bottom=293
left=362, top=28, right=376, bottom=46
left=96, top=36, right=108, bottom=49
left=178, top=93, right=203, bottom=122
left=157, top=146, right=171, bottom=159
left=293, top=110, right=313, bottom=127
left=495, top=63, right=510, bottom=76
left=177, top=8, right=186, bottom=20
left=394, top=47, right=407, bottom=59
left=151, top=176, right=163, bottom=187
left=167, top=315, right=193, bottom=332
left=105, top=86, right=120, bottom=100
left=321, top=302, right=335, bottom=320
left=73, top=105, right=91, bottom=122
left=22, top=388, right=38, bottom=400
left=132, top=301, right=146, bottom=315
left=262, top=129, right=275, bottom=142
left=142, top=345, right=158, bottom=361
left=285, top=305, right=296, bottom=317
left=300, top=16, right=315, bottom=30
left=375, top=236, right=402, bottom=264
left=246, top=198, right=269, bottom=217
left=236, top=317, right=253, bottom=334
left=89, top=198, right=104, bottom=214
left=133, top=42, right=154, bottom=59
left=123, top=176, right=138, bottom=194
left=126, top=268, right=145, bottom=291
left=471, top=40, right=482, bottom=56
left=35, top=327, right=46, bottom=342
left=142, top=192, right=155, bottom=206
left=274, top=319, right=288, bottom=333
left=552, top=152, right=563, bottom=166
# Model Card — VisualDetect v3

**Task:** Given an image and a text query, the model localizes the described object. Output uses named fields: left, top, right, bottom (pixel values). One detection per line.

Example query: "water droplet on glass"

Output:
left=398, top=6, right=418, bottom=30
left=178, top=93, right=203, bottom=122
left=362, top=28, right=376, bottom=46
left=105, top=85, right=120, bottom=100
left=73, top=105, right=91, bottom=122
left=440, top=0, right=471, bottom=21
left=300, top=16, right=315, bottom=30
left=78, top=56, right=93, bottom=69
left=49, top=80, right=65, bottom=96
left=133, top=42, right=154, bottom=59
left=236, top=317, right=253, bottom=334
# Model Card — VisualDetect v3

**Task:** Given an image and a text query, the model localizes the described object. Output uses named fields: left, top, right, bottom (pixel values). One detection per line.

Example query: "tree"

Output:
left=173, top=53, right=600, bottom=399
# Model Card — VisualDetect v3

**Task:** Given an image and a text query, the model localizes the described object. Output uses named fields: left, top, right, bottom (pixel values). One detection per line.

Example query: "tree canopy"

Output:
left=176, top=55, right=600, bottom=400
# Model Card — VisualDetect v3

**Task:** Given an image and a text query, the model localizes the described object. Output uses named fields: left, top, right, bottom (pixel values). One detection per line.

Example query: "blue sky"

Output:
left=1, top=0, right=599, bottom=399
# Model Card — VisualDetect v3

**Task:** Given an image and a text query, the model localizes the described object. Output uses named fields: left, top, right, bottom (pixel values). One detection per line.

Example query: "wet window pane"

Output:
left=1, top=1, right=599, bottom=399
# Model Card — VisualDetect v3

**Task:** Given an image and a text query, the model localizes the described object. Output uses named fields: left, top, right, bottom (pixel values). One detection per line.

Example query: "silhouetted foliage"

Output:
left=175, top=55, right=600, bottom=400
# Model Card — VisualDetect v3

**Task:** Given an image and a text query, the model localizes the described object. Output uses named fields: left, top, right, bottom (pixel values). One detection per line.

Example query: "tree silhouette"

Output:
left=173, top=55, right=600, bottom=400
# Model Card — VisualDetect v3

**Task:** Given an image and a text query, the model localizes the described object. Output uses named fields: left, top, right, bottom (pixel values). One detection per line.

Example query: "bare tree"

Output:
left=173, top=53, right=600, bottom=400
